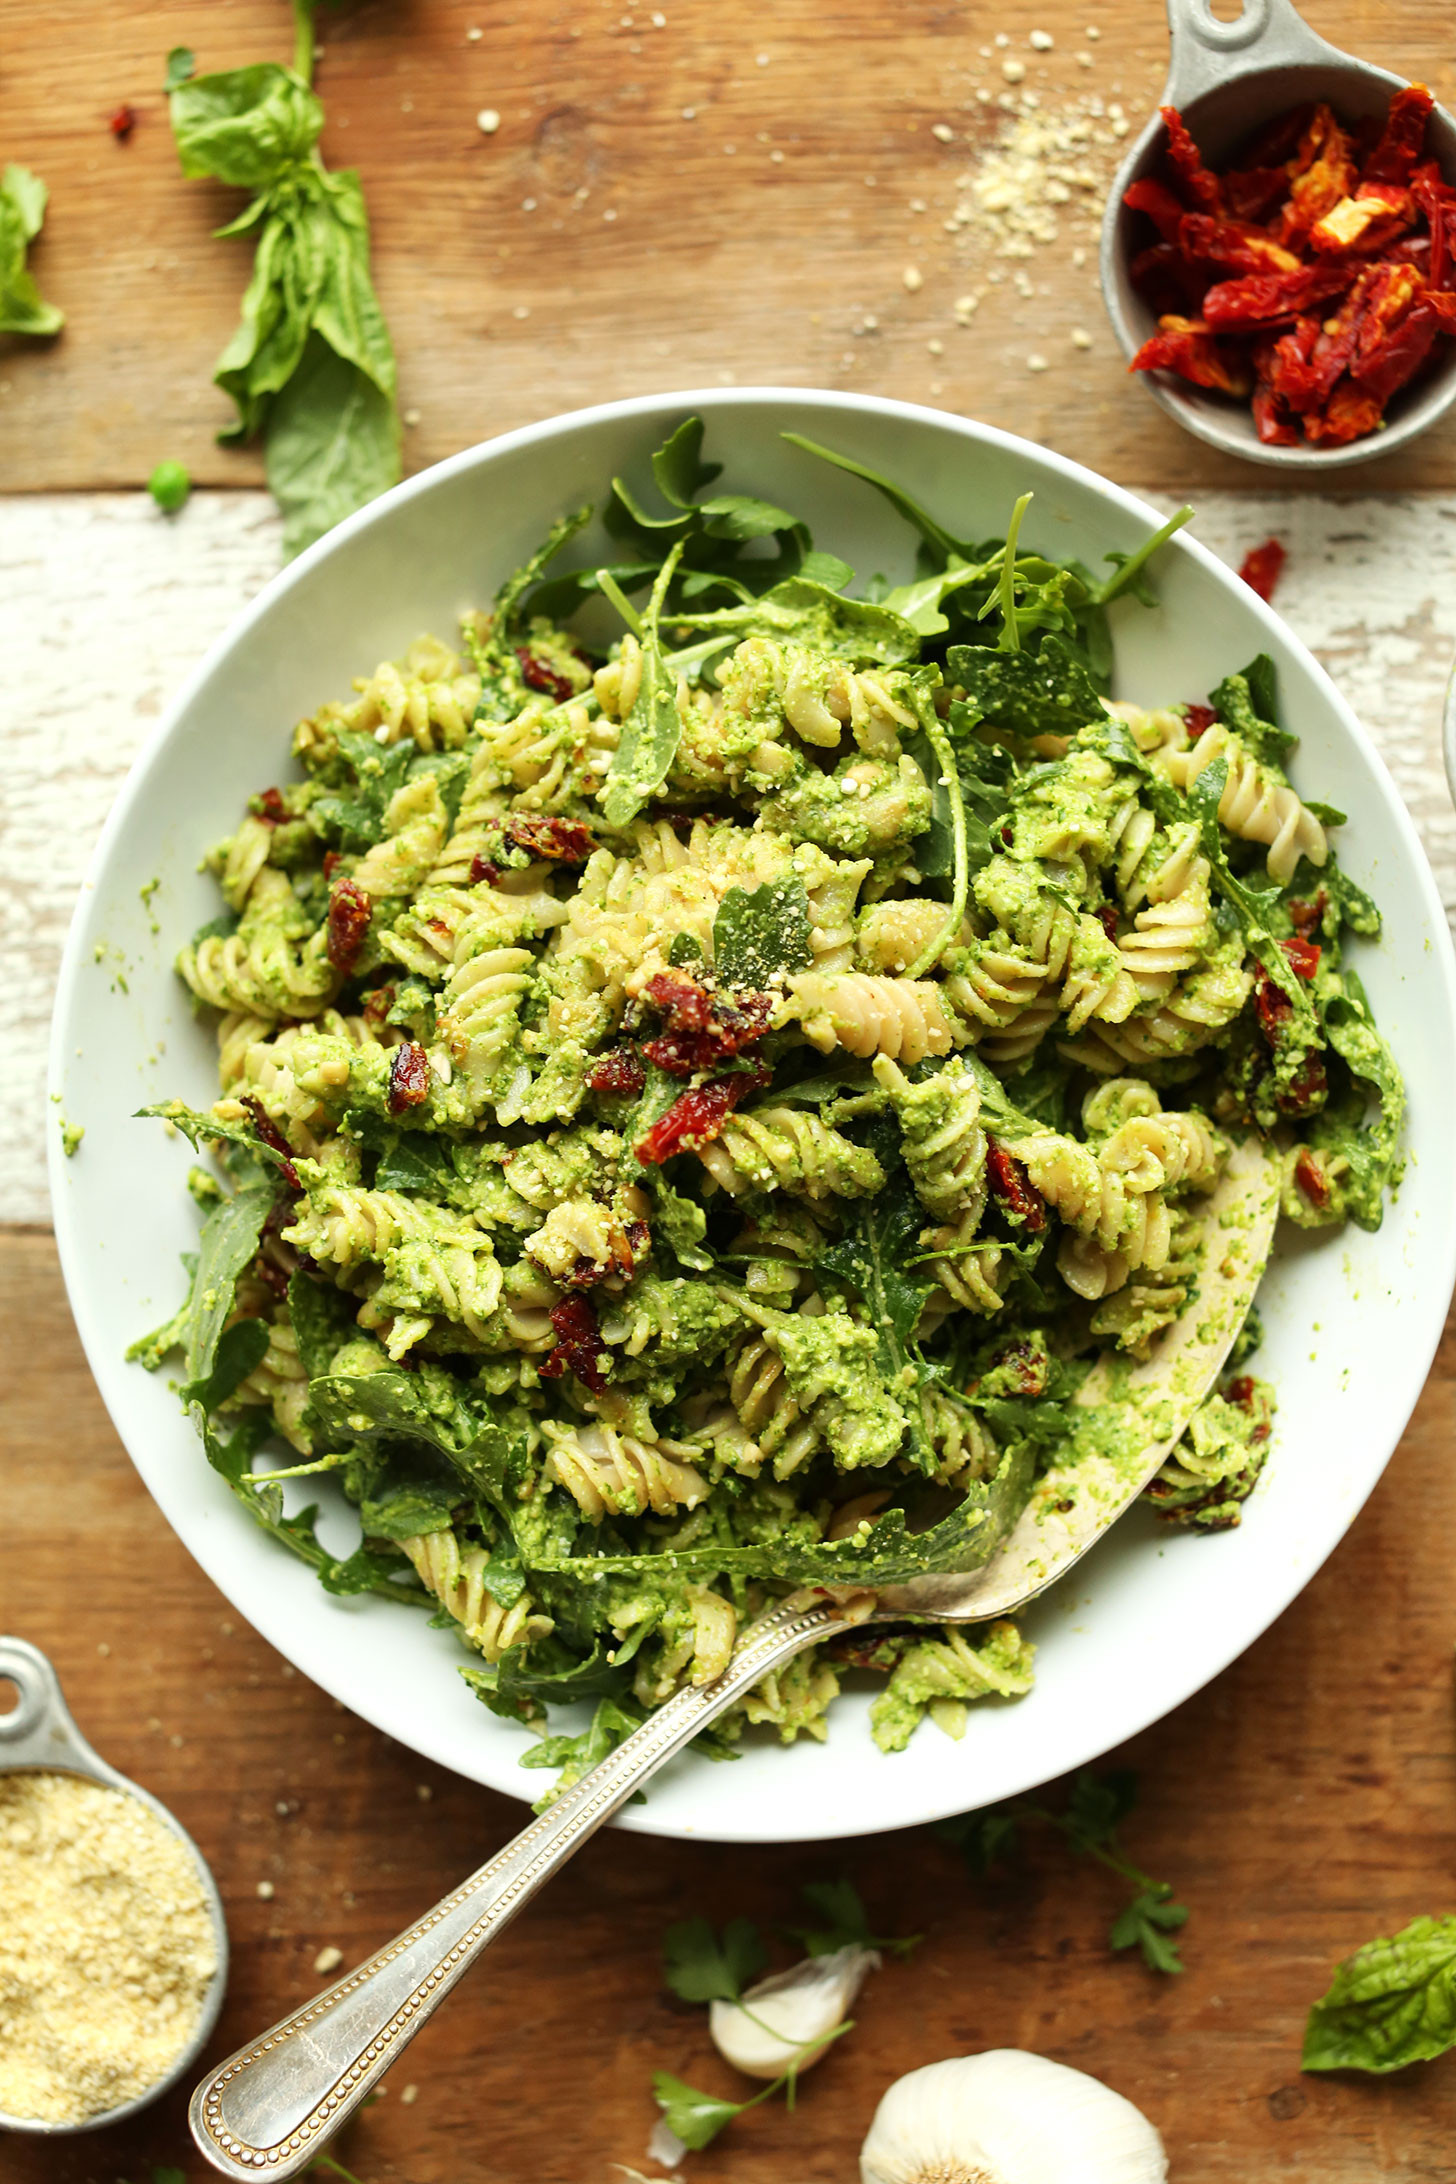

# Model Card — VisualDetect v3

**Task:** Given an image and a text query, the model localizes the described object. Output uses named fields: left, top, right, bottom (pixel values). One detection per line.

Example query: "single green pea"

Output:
left=148, top=460, right=191, bottom=514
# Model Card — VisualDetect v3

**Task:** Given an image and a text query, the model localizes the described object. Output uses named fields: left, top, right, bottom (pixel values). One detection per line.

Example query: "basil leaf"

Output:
left=265, top=331, right=400, bottom=559
left=163, top=47, right=197, bottom=92
left=600, top=542, right=685, bottom=826
left=1304, top=1916, right=1456, bottom=2073
left=712, top=875, right=813, bottom=989
left=169, top=63, right=322, bottom=189
left=0, top=164, right=63, bottom=337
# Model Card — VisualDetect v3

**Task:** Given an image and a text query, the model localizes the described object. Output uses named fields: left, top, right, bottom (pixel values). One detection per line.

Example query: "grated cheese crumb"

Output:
left=1001, top=59, right=1026, bottom=81
left=1027, top=353, right=1050, bottom=371
left=1070, top=327, right=1093, bottom=348
left=931, top=122, right=956, bottom=143
left=1030, top=28, right=1054, bottom=48
left=903, top=264, right=923, bottom=291
left=475, top=108, right=501, bottom=134
left=313, top=1945, right=344, bottom=1975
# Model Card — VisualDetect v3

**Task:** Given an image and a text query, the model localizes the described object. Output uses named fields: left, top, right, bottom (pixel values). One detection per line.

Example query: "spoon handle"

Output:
left=1162, top=0, right=1340, bottom=106
left=189, top=1595, right=847, bottom=2179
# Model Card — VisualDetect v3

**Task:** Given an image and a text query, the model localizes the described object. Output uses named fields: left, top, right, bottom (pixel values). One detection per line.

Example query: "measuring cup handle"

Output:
left=0, top=1635, right=100, bottom=1772
left=1162, top=0, right=1340, bottom=106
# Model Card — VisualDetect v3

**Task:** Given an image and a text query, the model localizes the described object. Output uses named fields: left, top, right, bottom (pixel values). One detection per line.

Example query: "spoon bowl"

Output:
left=0, top=1638, right=228, bottom=2138
left=1100, top=0, right=1456, bottom=469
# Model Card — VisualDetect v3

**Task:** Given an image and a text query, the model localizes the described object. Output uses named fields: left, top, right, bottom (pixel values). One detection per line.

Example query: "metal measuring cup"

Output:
left=1100, top=0, right=1456, bottom=469
left=0, top=1636, right=229, bottom=2137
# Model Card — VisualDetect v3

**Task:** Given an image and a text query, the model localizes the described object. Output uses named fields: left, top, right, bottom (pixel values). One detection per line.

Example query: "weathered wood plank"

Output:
left=4, top=1224, right=1456, bottom=2181
left=1, top=0, right=1455, bottom=493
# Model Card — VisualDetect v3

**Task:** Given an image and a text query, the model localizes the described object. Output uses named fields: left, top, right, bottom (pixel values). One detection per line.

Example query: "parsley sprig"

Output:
left=938, top=1768, right=1190, bottom=1975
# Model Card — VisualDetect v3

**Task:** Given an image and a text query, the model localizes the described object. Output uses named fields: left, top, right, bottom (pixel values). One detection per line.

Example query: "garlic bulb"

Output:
left=860, top=2052, right=1167, bottom=2184
left=709, top=1944, right=877, bottom=2079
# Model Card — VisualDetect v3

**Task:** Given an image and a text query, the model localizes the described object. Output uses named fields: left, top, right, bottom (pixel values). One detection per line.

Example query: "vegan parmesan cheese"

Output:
left=0, top=1771, right=218, bottom=2125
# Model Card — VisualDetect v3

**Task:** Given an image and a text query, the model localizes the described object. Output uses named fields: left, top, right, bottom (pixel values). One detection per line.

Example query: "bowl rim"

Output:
left=46, top=384, right=1456, bottom=1841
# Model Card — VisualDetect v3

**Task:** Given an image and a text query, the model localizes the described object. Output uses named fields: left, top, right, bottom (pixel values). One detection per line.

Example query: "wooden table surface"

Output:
left=6, top=2, right=1456, bottom=2178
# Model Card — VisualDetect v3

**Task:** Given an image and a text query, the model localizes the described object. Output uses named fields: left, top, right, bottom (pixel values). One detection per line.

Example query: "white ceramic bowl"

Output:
left=49, top=389, right=1456, bottom=1843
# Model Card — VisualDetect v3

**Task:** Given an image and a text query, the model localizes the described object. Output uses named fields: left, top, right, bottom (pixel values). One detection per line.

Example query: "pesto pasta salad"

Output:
left=136, top=422, right=1403, bottom=1790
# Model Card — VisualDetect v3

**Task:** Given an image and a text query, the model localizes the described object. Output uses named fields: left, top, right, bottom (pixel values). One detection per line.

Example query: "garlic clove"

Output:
left=859, top=2051, right=1168, bottom=2184
left=709, top=1943, right=878, bottom=2080
left=645, top=2116, right=689, bottom=2171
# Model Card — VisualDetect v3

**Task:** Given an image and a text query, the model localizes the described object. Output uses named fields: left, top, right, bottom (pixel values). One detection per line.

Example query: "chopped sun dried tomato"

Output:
left=1304, top=381, right=1385, bottom=444
left=1201, top=261, right=1351, bottom=331
left=639, top=968, right=772, bottom=1079
left=586, top=1046, right=647, bottom=1098
left=1293, top=1147, right=1332, bottom=1209
left=505, top=813, right=596, bottom=863
left=241, top=1096, right=302, bottom=1193
left=1279, top=1052, right=1328, bottom=1118
left=362, top=983, right=397, bottom=1033
left=1221, top=163, right=1293, bottom=223
left=1178, top=213, right=1301, bottom=277
left=323, top=850, right=342, bottom=880
left=387, top=1041, right=430, bottom=1115
left=985, top=1141, right=1047, bottom=1235
left=1124, top=175, right=1187, bottom=244
left=515, top=649, right=576, bottom=704
left=1278, top=106, right=1359, bottom=245
left=1159, top=104, right=1222, bottom=211
left=327, top=878, right=372, bottom=976
left=635, top=1070, right=763, bottom=1165
left=1282, top=935, right=1322, bottom=979
left=1095, top=903, right=1121, bottom=941
left=1308, top=184, right=1415, bottom=258
left=109, top=103, right=137, bottom=140
left=1362, top=83, right=1434, bottom=186
left=468, top=853, right=502, bottom=886
left=538, top=1295, right=608, bottom=1394
left=256, top=786, right=289, bottom=824
left=1183, top=703, right=1218, bottom=737
left=1288, top=890, right=1328, bottom=935
left=1224, top=1373, right=1256, bottom=1407
left=1238, top=538, right=1286, bottom=602
left=1129, top=315, right=1251, bottom=395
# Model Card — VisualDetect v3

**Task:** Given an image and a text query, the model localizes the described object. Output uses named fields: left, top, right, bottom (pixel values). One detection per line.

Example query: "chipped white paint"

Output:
left=2, top=487, right=1454, bottom=1227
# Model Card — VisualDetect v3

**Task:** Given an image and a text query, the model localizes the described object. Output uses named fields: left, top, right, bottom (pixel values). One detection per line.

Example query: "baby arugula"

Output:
left=165, top=0, right=399, bottom=558
left=938, top=1768, right=1191, bottom=1975
left=0, top=164, right=63, bottom=336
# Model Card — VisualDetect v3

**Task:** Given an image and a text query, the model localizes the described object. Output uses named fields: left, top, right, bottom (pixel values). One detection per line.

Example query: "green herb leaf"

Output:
left=1063, top=1767, right=1140, bottom=1852
left=1208, top=660, right=1296, bottom=768
left=788, top=1879, right=921, bottom=1959
left=170, top=62, right=323, bottom=189
left=1093, top=504, right=1193, bottom=606
left=781, top=431, right=973, bottom=563
left=1110, top=1886, right=1189, bottom=1974
left=651, top=2071, right=744, bottom=2152
left=1303, top=1916, right=1456, bottom=2073
left=183, top=1184, right=274, bottom=1386
left=712, top=875, right=813, bottom=989
left=936, top=1805, right=1021, bottom=1877
left=0, top=164, right=64, bottom=337
left=265, top=331, right=400, bottom=559
left=663, top=1914, right=768, bottom=2002
left=163, top=46, right=197, bottom=91
left=600, top=541, right=686, bottom=825
left=946, top=635, right=1106, bottom=739
left=183, top=1313, right=271, bottom=1411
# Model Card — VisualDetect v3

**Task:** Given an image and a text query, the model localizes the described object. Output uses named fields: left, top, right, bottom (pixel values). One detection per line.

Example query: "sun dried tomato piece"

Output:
left=1278, top=106, right=1359, bottom=245
left=635, top=1070, right=763, bottom=1165
left=1279, top=1052, right=1328, bottom=1117
left=1304, top=381, right=1386, bottom=444
left=1224, top=1372, right=1256, bottom=1407
left=1412, top=164, right=1456, bottom=285
left=505, top=813, right=596, bottom=863
left=1352, top=299, right=1442, bottom=405
left=1201, top=260, right=1351, bottom=331
left=1178, top=213, right=1302, bottom=277
left=1183, top=703, right=1219, bottom=737
left=387, top=1041, right=430, bottom=1115
left=1221, top=163, right=1294, bottom=223
left=586, top=1047, right=647, bottom=1097
left=1288, top=890, right=1328, bottom=935
left=468, top=853, right=502, bottom=886
left=1362, top=83, right=1434, bottom=186
left=1293, top=1147, right=1332, bottom=1209
left=323, top=850, right=342, bottom=880
left=1124, top=175, right=1187, bottom=244
left=241, top=1096, right=302, bottom=1193
left=1282, top=935, right=1321, bottom=979
left=256, top=786, right=289, bottom=824
left=1095, top=903, right=1121, bottom=941
left=362, top=983, right=397, bottom=1034
left=1310, top=182, right=1417, bottom=257
left=985, top=1141, right=1047, bottom=1235
left=1130, top=315, right=1251, bottom=394
left=1159, top=105, right=1222, bottom=212
left=1254, top=971, right=1292, bottom=1044
left=1238, top=538, right=1286, bottom=602
left=639, top=969, right=773, bottom=1078
left=1252, top=378, right=1300, bottom=444
left=1260, top=314, right=1324, bottom=413
left=109, top=103, right=137, bottom=140
left=538, top=1295, right=608, bottom=1394
left=516, top=649, right=576, bottom=704
left=327, top=877, right=372, bottom=976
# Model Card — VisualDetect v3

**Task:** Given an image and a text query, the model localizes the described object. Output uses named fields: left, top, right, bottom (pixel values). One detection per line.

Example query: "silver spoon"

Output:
left=1100, top=0, right=1456, bottom=470
left=190, top=1138, right=1280, bottom=2179
left=0, top=1637, right=229, bottom=2138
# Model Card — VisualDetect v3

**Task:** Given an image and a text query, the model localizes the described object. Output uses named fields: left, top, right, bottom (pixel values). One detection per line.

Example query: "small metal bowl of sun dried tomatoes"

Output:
left=1100, top=0, right=1456, bottom=468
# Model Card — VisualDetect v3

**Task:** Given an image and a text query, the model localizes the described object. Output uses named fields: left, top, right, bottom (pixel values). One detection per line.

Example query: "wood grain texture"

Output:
left=2, top=0, right=1456, bottom=495
left=4, top=1225, right=1456, bottom=2184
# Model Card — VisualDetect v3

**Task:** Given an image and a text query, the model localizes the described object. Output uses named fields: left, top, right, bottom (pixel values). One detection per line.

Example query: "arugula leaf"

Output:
left=487, top=504, right=593, bottom=652
left=788, top=1879, right=920, bottom=1960
left=138, top=1097, right=291, bottom=1178
left=713, top=876, right=813, bottom=988
left=651, top=2071, right=744, bottom=2153
left=306, top=1371, right=530, bottom=1515
left=0, top=165, right=63, bottom=336
left=183, top=1314, right=270, bottom=1411
left=169, top=46, right=399, bottom=557
left=821, top=1164, right=935, bottom=1360
left=647, top=1172, right=713, bottom=1272
left=663, top=1915, right=768, bottom=2002
left=600, top=541, right=686, bottom=826
left=1093, top=504, right=1193, bottom=605
left=1209, top=660, right=1296, bottom=768
left=513, top=1694, right=646, bottom=1807
left=183, top=1185, right=273, bottom=1386
left=947, top=634, right=1106, bottom=739
left=781, top=431, right=973, bottom=563
left=682, top=574, right=921, bottom=665
left=1304, top=1916, right=1456, bottom=2073
left=371, top=1130, right=452, bottom=1195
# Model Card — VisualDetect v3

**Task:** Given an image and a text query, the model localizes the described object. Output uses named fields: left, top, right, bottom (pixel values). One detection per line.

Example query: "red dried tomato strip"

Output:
left=1183, top=703, right=1218, bottom=737
left=1280, top=1052, right=1329, bottom=1118
left=1238, top=538, right=1286, bottom=602
left=504, top=813, right=596, bottom=863
left=1304, top=381, right=1386, bottom=445
left=639, top=969, right=772, bottom=1079
left=1281, top=935, right=1321, bottom=980
left=1095, top=903, right=1120, bottom=942
left=109, top=103, right=136, bottom=140
left=538, top=1296, right=608, bottom=1394
left=1179, top=213, right=1301, bottom=276
left=1352, top=299, right=1442, bottom=406
left=1201, top=260, right=1351, bottom=331
left=1128, top=241, right=1208, bottom=315
left=1293, top=1147, right=1332, bottom=1210
left=1252, top=375, right=1300, bottom=445
left=256, top=786, right=289, bottom=824
left=241, top=1096, right=302, bottom=1193
left=515, top=649, right=577, bottom=704
left=985, top=1141, right=1047, bottom=1235
left=387, top=1041, right=430, bottom=1115
left=635, top=1071, right=762, bottom=1165
left=586, top=1047, right=647, bottom=1097
left=1309, top=183, right=1416, bottom=258
left=1130, top=315, right=1251, bottom=395
left=468, top=853, right=502, bottom=886
left=1288, top=890, right=1328, bottom=935
left=1159, top=105, right=1222, bottom=212
left=1412, top=163, right=1455, bottom=285
left=1278, top=106, right=1358, bottom=245
left=1362, top=83, right=1433, bottom=186
left=1221, top=163, right=1293, bottom=223
left=327, top=878, right=372, bottom=976
left=1124, top=176, right=1187, bottom=244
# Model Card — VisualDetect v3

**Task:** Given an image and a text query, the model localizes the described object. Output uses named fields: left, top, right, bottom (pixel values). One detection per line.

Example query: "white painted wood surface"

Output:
left=2, top=487, right=1454, bottom=1228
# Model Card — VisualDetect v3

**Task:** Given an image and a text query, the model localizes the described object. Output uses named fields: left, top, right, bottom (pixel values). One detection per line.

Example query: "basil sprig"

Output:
left=0, top=164, right=63, bottom=336
left=167, top=5, right=399, bottom=558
